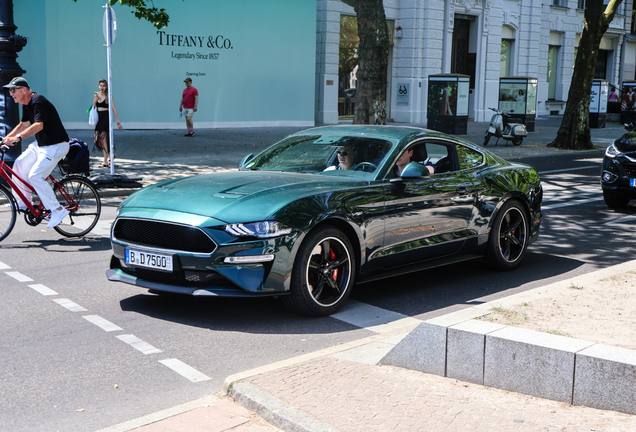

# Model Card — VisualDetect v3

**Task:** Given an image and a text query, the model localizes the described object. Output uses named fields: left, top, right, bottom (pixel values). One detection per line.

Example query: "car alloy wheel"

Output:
left=283, top=226, right=355, bottom=316
left=486, top=200, right=529, bottom=270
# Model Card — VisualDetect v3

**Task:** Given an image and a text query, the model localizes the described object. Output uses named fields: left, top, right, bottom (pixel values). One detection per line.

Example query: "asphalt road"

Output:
left=2, top=149, right=634, bottom=432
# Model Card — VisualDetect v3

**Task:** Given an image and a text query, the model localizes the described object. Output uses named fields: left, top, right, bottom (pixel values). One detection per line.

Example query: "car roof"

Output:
left=290, top=125, right=440, bottom=141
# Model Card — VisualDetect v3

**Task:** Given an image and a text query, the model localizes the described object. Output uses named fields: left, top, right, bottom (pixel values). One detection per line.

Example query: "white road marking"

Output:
left=28, top=284, right=58, bottom=296
left=538, top=165, right=599, bottom=175
left=117, top=334, right=162, bottom=355
left=5, top=271, right=34, bottom=282
left=542, top=196, right=605, bottom=210
left=332, top=300, right=422, bottom=333
left=159, top=359, right=211, bottom=382
left=83, top=315, right=123, bottom=332
left=53, top=298, right=87, bottom=312
left=0, top=261, right=10, bottom=270
left=605, top=215, right=636, bottom=225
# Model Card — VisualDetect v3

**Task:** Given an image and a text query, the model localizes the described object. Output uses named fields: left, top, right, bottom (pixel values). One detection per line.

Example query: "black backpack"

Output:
left=59, top=138, right=90, bottom=176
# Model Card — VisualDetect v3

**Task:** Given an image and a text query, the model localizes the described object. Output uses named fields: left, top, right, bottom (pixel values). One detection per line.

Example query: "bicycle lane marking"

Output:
left=1, top=259, right=211, bottom=383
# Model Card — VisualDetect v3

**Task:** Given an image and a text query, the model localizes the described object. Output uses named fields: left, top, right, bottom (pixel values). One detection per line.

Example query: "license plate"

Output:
left=125, top=249, right=173, bottom=272
left=488, top=126, right=495, bottom=133
left=631, top=178, right=636, bottom=187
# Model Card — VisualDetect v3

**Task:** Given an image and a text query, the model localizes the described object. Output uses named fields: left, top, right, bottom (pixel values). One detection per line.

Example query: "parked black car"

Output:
left=601, top=126, right=636, bottom=208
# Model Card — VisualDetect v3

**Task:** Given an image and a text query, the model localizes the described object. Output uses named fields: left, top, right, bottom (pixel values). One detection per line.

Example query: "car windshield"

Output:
left=243, top=134, right=395, bottom=176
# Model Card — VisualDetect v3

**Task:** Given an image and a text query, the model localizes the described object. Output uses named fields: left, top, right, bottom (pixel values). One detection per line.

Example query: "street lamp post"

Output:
left=0, top=0, right=26, bottom=162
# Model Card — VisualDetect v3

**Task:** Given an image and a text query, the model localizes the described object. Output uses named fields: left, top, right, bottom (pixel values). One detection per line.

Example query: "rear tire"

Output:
left=0, top=184, right=17, bottom=242
left=485, top=200, right=529, bottom=270
left=512, top=136, right=523, bottom=146
left=603, top=190, right=630, bottom=208
left=53, top=177, right=102, bottom=237
left=281, top=226, right=355, bottom=317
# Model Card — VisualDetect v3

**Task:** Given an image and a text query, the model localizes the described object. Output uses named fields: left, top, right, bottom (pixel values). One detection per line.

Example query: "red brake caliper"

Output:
left=330, top=248, right=338, bottom=280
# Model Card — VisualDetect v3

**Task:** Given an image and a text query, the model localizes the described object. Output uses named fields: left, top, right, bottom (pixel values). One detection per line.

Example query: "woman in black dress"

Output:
left=93, top=79, right=122, bottom=167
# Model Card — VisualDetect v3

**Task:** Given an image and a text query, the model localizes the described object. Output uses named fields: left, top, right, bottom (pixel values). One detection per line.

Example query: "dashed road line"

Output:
left=83, top=315, right=123, bottom=332
left=5, top=271, right=34, bottom=282
left=117, top=334, right=162, bottom=355
left=159, top=359, right=211, bottom=382
left=28, top=284, right=58, bottom=296
left=53, top=298, right=88, bottom=312
left=0, top=261, right=10, bottom=270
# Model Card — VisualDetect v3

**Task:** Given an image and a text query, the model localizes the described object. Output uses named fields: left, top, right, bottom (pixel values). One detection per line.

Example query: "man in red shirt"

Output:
left=179, top=77, right=198, bottom=136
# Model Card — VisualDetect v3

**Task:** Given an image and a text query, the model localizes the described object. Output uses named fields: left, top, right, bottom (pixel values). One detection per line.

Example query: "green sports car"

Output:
left=107, top=125, right=542, bottom=316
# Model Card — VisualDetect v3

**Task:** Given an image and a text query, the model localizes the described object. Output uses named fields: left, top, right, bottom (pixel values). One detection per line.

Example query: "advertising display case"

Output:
left=427, top=74, right=470, bottom=135
left=498, top=77, right=537, bottom=131
left=590, top=79, right=608, bottom=128
left=620, top=80, right=636, bottom=124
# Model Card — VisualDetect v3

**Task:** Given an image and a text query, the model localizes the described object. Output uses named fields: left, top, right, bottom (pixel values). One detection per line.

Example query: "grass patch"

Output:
left=569, top=284, right=584, bottom=290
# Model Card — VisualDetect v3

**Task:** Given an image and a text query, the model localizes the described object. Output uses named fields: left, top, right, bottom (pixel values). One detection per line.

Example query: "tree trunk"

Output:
left=348, top=0, right=389, bottom=125
left=549, top=0, right=622, bottom=149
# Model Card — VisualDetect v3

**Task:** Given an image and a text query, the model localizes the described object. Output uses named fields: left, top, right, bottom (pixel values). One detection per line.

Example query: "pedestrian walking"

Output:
left=179, top=77, right=198, bottom=136
left=2, top=77, right=70, bottom=228
left=93, top=79, right=122, bottom=167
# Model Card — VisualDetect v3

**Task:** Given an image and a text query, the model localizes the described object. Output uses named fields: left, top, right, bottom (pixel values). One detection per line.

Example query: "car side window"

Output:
left=456, top=144, right=483, bottom=170
left=425, top=143, right=453, bottom=174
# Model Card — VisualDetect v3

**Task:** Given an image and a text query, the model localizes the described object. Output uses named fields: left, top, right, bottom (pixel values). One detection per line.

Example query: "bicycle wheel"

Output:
left=0, top=184, right=17, bottom=242
left=53, top=177, right=101, bottom=237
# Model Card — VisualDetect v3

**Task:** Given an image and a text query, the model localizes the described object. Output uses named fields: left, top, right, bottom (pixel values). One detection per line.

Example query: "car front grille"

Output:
left=621, top=160, right=636, bottom=177
left=113, top=218, right=217, bottom=254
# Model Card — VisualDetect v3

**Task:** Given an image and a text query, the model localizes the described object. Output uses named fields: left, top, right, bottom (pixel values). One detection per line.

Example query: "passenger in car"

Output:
left=390, top=148, right=435, bottom=177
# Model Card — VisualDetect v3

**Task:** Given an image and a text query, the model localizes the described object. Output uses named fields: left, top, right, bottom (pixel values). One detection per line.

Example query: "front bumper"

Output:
left=108, top=216, right=300, bottom=297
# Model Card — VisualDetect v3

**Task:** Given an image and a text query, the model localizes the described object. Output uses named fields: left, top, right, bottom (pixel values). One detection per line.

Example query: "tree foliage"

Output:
left=73, top=0, right=174, bottom=29
left=549, top=0, right=622, bottom=149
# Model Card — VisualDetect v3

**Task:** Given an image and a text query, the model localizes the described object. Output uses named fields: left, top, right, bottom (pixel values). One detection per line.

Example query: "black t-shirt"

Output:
left=21, top=93, right=69, bottom=146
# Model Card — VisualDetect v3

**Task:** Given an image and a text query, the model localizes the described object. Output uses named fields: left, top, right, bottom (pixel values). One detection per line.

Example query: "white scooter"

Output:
left=483, top=107, right=528, bottom=146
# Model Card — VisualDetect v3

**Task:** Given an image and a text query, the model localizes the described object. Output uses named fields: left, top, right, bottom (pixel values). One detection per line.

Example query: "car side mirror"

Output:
left=239, top=153, right=254, bottom=169
left=401, top=161, right=429, bottom=179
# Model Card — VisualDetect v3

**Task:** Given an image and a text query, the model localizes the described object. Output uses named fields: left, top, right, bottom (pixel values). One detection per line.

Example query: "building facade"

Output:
left=316, top=0, right=636, bottom=124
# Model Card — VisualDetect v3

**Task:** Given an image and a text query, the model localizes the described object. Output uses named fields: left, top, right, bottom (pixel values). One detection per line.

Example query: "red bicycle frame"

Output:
left=0, top=155, right=76, bottom=218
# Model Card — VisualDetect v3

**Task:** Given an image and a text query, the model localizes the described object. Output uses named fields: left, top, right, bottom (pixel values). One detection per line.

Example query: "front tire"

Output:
left=282, top=226, right=355, bottom=316
left=603, top=190, right=630, bottom=208
left=483, top=133, right=491, bottom=146
left=485, top=200, right=529, bottom=270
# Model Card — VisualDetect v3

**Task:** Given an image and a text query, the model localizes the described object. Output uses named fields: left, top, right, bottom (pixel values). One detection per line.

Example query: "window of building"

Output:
left=548, top=45, right=559, bottom=100
left=501, top=39, right=513, bottom=77
left=552, top=0, right=566, bottom=6
left=594, top=50, right=609, bottom=79
left=579, top=0, right=624, bottom=14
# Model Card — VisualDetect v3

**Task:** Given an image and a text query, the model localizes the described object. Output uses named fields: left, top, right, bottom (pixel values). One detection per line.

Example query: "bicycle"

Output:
left=0, top=145, right=101, bottom=241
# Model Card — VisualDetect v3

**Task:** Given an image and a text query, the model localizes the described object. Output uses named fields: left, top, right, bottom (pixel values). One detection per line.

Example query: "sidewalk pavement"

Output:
left=89, top=118, right=636, bottom=432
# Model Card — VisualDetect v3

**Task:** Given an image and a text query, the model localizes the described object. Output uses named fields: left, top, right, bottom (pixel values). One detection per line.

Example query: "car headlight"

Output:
left=605, top=143, right=621, bottom=158
left=224, top=221, right=292, bottom=238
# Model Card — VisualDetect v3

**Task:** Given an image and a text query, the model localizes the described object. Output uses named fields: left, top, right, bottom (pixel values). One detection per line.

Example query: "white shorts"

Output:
left=183, top=108, right=195, bottom=118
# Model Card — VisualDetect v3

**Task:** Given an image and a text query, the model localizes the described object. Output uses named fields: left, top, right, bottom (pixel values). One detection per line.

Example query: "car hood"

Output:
left=121, top=171, right=364, bottom=224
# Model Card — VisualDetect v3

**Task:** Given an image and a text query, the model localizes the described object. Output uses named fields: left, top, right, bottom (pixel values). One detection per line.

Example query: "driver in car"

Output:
left=324, top=143, right=359, bottom=171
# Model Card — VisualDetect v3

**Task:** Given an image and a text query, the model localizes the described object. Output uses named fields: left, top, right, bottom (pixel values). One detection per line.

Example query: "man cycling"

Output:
left=2, top=77, right=70, bottom=228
